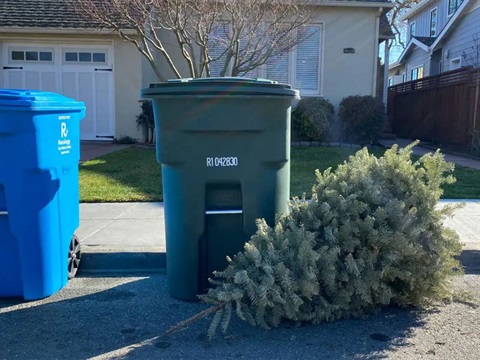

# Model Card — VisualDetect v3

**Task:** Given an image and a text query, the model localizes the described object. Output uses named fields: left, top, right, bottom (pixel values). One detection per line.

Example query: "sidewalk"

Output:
left=378, top=138, right=480, bottom=170
left=77, top=200, right=480, bottom=274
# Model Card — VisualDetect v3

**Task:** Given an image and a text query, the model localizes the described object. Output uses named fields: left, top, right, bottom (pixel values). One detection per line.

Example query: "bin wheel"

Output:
left=68, top=235, right=81, bottom=279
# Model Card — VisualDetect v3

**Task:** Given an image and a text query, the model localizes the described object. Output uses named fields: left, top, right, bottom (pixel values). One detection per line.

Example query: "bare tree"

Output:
left=388, top=0, right=422, bottom=50
left=79, top=0, right=316, bottom=81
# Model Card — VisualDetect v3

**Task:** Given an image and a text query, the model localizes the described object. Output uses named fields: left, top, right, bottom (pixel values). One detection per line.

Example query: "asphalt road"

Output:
left=1, top=270, right=479, bottom=360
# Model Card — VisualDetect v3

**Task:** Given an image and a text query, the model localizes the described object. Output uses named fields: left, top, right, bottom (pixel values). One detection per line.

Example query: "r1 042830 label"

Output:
left=206, top=157, right=238, bottom=167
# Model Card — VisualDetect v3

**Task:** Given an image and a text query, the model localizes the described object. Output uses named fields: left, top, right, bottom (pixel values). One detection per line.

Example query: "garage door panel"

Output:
left=78, top=72, right=96, bottom=138
left=5, top=71, right=23, bottom=89
left=95, top=72, right=112, bottom=135
left=42, top=72, right=57, bottom=93
left=25, top=71, right=40, bottom=89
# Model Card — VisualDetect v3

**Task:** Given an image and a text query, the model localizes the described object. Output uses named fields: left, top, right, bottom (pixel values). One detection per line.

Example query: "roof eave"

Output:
left=396, top=37, right=429, bottom=63
left=399, top=0, right=434, bottom=21
left=0, top=26, right=136, bottom=36
left=323, top=1, right=394, bottom=9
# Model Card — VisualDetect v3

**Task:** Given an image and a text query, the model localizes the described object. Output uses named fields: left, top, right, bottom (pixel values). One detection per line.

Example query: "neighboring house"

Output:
left=388, top=61, right=407, bottom=85
left=1, top=0, right=393, bottom=141
left=393, top=0, right=480, bottom=83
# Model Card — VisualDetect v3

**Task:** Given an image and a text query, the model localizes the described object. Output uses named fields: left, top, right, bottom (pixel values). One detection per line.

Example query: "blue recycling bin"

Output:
left=0, top=89, right=85, bottom=300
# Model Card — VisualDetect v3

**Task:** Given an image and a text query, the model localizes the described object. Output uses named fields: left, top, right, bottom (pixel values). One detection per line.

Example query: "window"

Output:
left=265, top=25, right=322, bottom=94
left=294, top=26, right=321, bottom=91
left=409, top=22, right=416, bottom=39
left=411, top=66, right=424, bottom=80
left=430, top=8, right=438, bottom=37
left=402, top=73, right=407, bottom=83
left=10, top=50, right=53, bottom=62
left=388, top=77, right=393, bottom=86
left=208, top=24, right=323, bottom=95
left=448, top=0, right=463, bottom=16
left=207, top=24, right=230, bottom=77
left=450, top=57, right=462, bottom=70
left=64, top=51, right=107, bottom=64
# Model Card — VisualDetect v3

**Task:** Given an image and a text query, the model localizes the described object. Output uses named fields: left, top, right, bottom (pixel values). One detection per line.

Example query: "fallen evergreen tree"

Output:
left=183, top=143, right=464, bottom=339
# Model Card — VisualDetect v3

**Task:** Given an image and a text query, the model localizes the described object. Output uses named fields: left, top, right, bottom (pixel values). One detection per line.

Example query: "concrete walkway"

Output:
left=77, top=200, right=480, bottom=274
left=379, top=138, right=480, bottom=170
left=80, top=141, right=133, bottom=162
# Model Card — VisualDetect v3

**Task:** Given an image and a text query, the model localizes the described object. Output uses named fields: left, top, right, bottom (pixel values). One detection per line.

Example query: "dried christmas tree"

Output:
left=174, top=143, right=464, bottom=339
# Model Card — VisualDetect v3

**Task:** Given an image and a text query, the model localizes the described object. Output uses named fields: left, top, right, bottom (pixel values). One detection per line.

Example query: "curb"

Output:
left=78, top=252, right=167, bottom=275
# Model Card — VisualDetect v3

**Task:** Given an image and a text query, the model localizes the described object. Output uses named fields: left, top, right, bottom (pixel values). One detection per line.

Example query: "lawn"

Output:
left=79, top=146, right=480, bottom=202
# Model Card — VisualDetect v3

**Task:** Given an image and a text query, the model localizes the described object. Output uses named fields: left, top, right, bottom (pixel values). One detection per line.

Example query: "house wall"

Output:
left=113, top=38, right=143, bottom=139
left=441, top=7, right=480, bottom=70
left=142, top=6, right=380, bottom=108
left=318, top=7, right=379, bottom=107
left=405, top=46, right=431, bottom=79
left=389, top=64, right=406, bottom=85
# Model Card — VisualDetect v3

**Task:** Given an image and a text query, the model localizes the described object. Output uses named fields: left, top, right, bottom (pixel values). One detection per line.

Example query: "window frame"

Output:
left=410, top=65, right=424, bottom=81
left=430, top=8, right=438, bottom=37
left=409, top=21, right=416, bottom=40
left=62, top=49, right=108, bottom=65
left=8, top=47, right=55, bottom=64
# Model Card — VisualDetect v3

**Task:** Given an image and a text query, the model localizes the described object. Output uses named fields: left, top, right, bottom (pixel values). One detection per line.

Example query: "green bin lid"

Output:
left=141, top=77, right=300, bottom=99
left=0, top=89, right=85, bottom=111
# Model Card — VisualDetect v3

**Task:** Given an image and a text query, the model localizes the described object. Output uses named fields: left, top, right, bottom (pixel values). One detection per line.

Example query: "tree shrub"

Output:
left=338, top=95, right=386, bottom=145
left=292, top=98, right=334, bottom=142
left=136, top=100, right=155, bottom=144
left=202, top=142, right=463, bottom=338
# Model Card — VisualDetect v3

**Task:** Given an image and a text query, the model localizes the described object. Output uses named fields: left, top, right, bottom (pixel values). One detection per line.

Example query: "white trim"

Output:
left=396, top=37, right=429, bottom=63
left=450, top=56, right=462, bottom=69
left=322, top=1, right=394, bottom=9
left=430, top=7, right=438, bottom=37
left=409, top=21, right=416, bottom=40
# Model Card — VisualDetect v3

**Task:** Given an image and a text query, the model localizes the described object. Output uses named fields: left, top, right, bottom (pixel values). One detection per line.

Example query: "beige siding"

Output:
left=141, top=6, right=381, bottom=108
left=317, top=7, right=379, bottom=107
left=113, top=38, right=143, bottom=140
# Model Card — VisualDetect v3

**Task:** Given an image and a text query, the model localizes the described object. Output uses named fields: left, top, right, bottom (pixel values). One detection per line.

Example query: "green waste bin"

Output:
left=141, top=78, right=299, bottom=301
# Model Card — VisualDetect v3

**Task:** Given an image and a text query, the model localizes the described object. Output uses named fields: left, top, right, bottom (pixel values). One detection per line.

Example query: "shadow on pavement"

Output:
left=459, top=250, right=480, bottom=275
left=0, top=274, right=431, bottom=360
left=78, top=252, right=167, bottom=275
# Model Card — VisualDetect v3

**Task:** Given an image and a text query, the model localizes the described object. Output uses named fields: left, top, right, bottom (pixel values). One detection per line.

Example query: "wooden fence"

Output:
left=387, top=67, right=480, bottom=149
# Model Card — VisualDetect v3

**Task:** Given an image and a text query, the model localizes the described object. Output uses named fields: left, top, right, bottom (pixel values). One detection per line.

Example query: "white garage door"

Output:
left=2, top=43, right=114, bottom=141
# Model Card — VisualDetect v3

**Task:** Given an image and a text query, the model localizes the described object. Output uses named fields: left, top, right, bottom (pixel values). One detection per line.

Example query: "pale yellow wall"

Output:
left=113, top=38, right=143, bottom=140
left=315, top=7, right=380, bottom=107
left=141, top=6, right=381, bottom=108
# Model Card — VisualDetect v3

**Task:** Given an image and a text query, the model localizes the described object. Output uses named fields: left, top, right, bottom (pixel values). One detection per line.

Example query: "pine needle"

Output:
left=162, top=303, right=225, bottom=337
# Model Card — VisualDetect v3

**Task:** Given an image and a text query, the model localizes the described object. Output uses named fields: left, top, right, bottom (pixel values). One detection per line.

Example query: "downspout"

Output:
left=373, top=8, right=383, bottom=96
left=383, top=38, right=390, bottom=105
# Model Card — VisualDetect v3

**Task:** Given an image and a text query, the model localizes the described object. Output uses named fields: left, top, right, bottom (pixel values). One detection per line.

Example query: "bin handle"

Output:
left=206, top=209, right=242, bottom=215
left=0, top=211, right=8, bottom=216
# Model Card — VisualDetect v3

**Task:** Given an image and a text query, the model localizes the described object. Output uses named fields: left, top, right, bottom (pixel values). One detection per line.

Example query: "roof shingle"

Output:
left=0, top=0, right=104, bottom=29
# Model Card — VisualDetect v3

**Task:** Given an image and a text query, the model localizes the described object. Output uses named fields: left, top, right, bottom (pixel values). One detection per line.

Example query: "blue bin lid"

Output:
left=141, top=77, right=300, bottom=99
left=0, top=89, right=85, bottom=111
